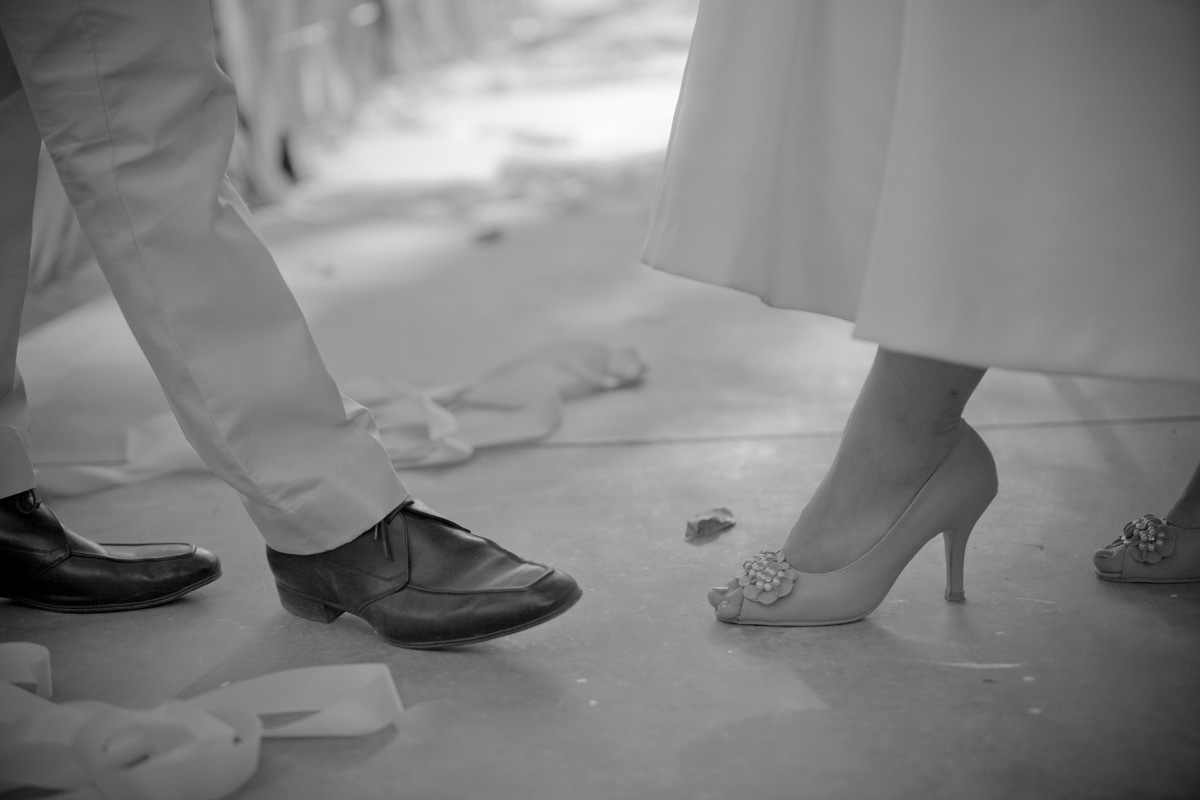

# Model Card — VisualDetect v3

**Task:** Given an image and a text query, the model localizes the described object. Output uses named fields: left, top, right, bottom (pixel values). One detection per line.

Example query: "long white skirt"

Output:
left=643, top=0, right=1200, bottom=382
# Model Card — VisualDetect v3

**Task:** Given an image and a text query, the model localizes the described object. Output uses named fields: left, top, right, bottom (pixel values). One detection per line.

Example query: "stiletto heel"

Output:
left=275, top=583, right=345, bottom=623
left=942, top=529, right=968, bottom=602
left=714, top=423, right=998, bottom=626
left=941, top=498, right=990, bottom=601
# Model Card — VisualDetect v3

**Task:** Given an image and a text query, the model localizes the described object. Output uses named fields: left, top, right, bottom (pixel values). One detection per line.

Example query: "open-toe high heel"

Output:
left=708, top=580, right=739, bottom=608
left=1093, top=514, right=1200, bottom=583
left=713, top=424, right=998, bottom=626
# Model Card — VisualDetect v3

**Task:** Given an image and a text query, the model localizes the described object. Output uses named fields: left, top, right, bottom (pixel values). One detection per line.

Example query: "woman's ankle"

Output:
left=782, top=420, right=969, bottom=571
left=1165, top=464, right=1200, bottom=529
left=1164, top=503, right=1200, bottom=530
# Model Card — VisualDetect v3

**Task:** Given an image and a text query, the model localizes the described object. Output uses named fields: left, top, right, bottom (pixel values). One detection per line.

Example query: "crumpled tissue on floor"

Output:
left=34, top=341, right=646, bottom=496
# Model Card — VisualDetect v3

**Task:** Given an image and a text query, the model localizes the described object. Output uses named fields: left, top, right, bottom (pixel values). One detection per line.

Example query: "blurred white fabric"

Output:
left=0, top=642, right=405, bottom=800
left=644, top=0, right=1200, bottom=382
left=36, top=342, right=647, bottom=496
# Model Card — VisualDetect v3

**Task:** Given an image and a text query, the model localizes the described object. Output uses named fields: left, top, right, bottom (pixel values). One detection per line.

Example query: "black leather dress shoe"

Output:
left=266, top=498, right=582, bottom=649
left=0, top=489, right=221, bottom=612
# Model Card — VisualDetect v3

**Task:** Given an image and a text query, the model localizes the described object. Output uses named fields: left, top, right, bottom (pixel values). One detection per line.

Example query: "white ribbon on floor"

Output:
left=0, top=643, right=404, bottom=800
left=34, top=342, right=647, bottom=495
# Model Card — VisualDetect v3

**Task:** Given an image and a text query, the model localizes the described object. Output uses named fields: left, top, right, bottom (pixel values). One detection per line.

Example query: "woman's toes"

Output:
left=1092, top=545, right=1124, bottom=576
left=707, top=580, right=738, bottom=608
left=714, top=588, right=745, bottom=622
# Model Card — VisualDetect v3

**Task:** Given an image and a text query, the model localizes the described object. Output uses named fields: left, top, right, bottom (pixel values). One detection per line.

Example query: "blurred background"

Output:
left=24, top=0, right=699, bottom=326
left=12, top=5, right=1200, bottom=798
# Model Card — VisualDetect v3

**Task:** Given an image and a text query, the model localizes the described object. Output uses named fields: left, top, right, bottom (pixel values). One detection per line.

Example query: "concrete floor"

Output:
left=6, top=3, right=1200, bottom=798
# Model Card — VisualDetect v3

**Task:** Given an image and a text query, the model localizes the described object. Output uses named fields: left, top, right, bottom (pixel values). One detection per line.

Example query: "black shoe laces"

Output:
left=370, top=497, right=415, bottom=561
left=13, top=489, right=40, bottom=514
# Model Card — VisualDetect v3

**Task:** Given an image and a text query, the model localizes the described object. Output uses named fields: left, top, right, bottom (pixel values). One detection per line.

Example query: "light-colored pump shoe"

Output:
left=1093, top=514, right=1200, bottom=583
left=712, top=424, right=998, bottom=626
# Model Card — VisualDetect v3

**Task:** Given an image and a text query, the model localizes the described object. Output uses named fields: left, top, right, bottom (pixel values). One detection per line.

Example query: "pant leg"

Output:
left=0, top=0, right=407, bottom=554
left=0, top=34, right=39, bottom=498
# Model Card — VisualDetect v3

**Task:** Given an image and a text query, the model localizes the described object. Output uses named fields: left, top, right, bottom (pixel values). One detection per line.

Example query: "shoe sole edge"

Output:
left=1094, top=570, right=1200, bottom=584
left=374, top=583, right=584, bottom=649
left=0, top=568, right=223, bottom=613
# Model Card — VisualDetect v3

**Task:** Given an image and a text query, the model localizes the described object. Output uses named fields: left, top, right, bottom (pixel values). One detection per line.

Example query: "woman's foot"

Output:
left=710, top=350, right=991, bottom=623
left=708, top=418, right=966, bottom=607
left=1093, top=461, right=1200, bottom=584
left=782, top=418, right=969, bottom=573
left=714, top=425, right=998, bottom=625
left=1093, top=515, right=1200, bottom=583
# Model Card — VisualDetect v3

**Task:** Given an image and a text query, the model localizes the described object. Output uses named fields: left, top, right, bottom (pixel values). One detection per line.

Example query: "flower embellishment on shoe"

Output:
left=736, top=550, right=798, bottom=605
left=1120, top=514, right=1177, bottom=565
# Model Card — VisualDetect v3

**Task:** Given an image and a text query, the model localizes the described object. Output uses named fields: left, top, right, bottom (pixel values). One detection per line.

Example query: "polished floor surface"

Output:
left=7, top=3, right=1200, bottom=798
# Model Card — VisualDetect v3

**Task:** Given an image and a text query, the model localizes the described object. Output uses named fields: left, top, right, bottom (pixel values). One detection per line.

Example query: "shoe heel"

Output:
left=942, top=529, right=969, bottom=602
left=942, top=502, right=991, bottom=602
left=275, top=584, right=344, bottom=623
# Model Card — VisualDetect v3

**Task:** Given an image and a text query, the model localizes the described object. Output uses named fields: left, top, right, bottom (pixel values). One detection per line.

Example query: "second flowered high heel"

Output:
left=713, top=424, right=998, bottom=626
left=1093, top=514, right=1200, bottom=583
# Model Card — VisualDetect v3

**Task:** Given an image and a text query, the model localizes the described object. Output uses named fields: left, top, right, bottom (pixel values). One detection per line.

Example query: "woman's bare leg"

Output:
left=1164, top=462, right=1200, bottom=529
left=783, top=348, right=987, bottom=573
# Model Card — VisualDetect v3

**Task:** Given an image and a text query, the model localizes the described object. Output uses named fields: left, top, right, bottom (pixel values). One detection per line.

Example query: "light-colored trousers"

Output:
left=0, top=0, right=407, bottom=554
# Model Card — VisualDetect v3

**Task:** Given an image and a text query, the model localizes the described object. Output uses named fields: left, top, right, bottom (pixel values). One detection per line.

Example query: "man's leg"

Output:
left=0, top=32, right=220, bottom=612
left=0, top=34, right=39, bottom=501
left=0, top=0, right=579, bottom=644
left=0, top=0, right=404, bottom=550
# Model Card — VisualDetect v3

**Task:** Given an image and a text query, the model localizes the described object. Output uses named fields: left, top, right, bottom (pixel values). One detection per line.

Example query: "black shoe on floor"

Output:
left=266, top=498, right=582, bottom=649
left=0, top=489, right=222, bottom=612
